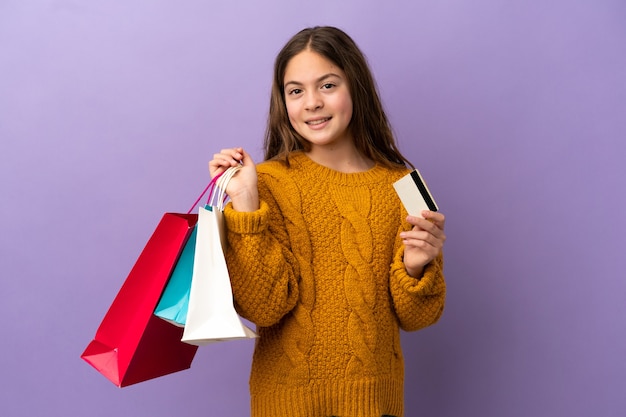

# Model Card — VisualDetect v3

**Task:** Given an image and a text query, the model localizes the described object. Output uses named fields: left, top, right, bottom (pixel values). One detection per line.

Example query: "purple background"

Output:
left=1, top=1, right=624, bottom=416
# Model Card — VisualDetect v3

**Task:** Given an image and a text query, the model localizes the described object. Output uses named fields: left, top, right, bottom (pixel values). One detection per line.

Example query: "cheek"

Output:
left=285, top=101, right=299, bottom=123
left=284, top=102, right=302, bottom=134
left=338, top=95, right=353, bottom=121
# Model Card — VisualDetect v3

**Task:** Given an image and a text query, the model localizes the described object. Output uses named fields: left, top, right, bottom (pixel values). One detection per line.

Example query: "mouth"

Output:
left=305, top=117, right=331, bottom=126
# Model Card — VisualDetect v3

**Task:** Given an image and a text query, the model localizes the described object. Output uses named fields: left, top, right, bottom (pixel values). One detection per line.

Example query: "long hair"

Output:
left=263, top=26, right=413, bottom=168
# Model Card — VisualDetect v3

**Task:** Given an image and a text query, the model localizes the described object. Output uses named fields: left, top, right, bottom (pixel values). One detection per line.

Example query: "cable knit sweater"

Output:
left=223, top=151, right=445, bottom=417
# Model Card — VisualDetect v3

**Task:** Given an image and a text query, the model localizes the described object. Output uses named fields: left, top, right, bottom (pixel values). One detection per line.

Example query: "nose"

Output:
left=304, top=91, right=323, bottom=111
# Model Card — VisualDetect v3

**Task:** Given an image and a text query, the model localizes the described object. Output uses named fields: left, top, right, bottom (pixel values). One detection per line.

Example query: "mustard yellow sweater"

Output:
left=223, top=152, right=445, bottom=417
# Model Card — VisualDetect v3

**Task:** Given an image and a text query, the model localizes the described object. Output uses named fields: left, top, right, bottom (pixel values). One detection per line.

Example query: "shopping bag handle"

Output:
left=186, top=170, right=225, bottom=214
left=210, top=165, right=242, bottom=211
left=186, top=165, right=242, bottom=214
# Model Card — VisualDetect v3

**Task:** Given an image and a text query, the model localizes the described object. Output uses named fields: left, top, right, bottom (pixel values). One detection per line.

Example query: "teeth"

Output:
left=307, top=118, right=329, bottom=125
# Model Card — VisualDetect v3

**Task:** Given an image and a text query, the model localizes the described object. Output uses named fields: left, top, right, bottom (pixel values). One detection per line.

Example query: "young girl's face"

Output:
left=283, top=50, right=354, bottom=151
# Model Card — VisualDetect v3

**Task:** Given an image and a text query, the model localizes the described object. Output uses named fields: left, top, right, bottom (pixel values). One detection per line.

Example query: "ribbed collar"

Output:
left=287, top=151, right=398, bottom=186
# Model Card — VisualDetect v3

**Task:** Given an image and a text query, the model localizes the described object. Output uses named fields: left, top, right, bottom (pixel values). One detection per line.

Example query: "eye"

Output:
left=287, top=88, right=302, bottom=96
left=321, top=83, right=335, bottom=90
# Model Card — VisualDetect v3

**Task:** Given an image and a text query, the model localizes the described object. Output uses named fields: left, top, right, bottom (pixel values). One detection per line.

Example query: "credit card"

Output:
left=393, top=169, right=438, bottom=218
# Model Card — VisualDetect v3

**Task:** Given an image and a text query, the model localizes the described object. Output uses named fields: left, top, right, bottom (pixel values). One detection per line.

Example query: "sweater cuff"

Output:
left=392, top=251, right=443, bottom=294
left=224, top=200, right=269, bottom=234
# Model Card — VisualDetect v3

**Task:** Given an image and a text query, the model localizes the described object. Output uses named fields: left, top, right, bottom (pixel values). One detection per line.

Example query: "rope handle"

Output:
left=211, top=165, right=242, bottom=210
left=186, top=170, right=224, bottom=214
left=186, top=166, right=242, bottom=214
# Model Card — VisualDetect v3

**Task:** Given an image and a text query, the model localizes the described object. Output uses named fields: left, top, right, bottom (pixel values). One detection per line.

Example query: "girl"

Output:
left=209, top=26, right=446, bottom=417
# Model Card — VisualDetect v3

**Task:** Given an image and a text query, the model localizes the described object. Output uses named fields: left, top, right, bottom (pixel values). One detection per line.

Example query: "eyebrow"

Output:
left=284, top=73, right=342, bottom=89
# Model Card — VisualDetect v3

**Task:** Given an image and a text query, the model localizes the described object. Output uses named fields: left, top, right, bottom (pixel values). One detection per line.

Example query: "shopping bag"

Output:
left=154, top=225, right=197, bottom=327
left=153, top=171, right=226, bottom=327
left=182, top=166, right=257, bottom=345
left=81, top=213, right=199, bottom=387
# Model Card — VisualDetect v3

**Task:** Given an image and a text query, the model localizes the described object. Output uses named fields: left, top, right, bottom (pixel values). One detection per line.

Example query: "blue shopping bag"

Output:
left=154, top=225, right=198, bottom=327
left=154, top=171, right=228, bottom=327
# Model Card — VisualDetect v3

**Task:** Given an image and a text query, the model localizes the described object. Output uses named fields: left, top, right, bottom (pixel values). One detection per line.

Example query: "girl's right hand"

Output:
left=209, top=147, right=259, bottom=212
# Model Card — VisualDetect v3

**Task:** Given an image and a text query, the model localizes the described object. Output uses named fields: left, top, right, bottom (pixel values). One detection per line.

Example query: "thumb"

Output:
left=239, top=148, right=256, bottom=167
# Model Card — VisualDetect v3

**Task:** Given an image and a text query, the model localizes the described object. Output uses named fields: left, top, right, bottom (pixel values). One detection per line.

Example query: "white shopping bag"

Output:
left=182, top=167, right=257, bottom=346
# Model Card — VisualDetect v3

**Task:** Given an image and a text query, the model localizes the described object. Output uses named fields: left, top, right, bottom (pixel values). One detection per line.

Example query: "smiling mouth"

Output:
left=306, top=117, right=331, bottom=126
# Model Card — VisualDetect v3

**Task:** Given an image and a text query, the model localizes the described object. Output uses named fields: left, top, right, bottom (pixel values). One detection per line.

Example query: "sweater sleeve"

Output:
left=389, top=232, right=446, bottom=332
left=223, top=189, right=300, bottom=327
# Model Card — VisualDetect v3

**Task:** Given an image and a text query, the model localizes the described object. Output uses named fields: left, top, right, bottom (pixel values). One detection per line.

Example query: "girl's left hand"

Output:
left=400, top=211, right=446, bottom=278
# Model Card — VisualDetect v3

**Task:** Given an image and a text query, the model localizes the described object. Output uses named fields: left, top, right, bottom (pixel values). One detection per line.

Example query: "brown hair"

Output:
left=263, top=26, right=413, bottom=168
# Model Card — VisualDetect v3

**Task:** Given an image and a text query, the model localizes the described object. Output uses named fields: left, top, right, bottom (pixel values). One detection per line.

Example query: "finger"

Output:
left=208, top=158, right=231, bottom=176
left=211, top=151, right=242, bottom=169
left=406, top=216, right=444, bottom=236
left=422, top=211, right=445, bottom=228
left=239, top=148, right=256, bottom=167
left=407, top=216, right=445, bottom=237
left=219, top=147, right=244, bottom=164
left=416, top=226, right=446, bottom=245
left=401, top=230, right=444, bottom=249
left=209, top=155, right=230, bottom=169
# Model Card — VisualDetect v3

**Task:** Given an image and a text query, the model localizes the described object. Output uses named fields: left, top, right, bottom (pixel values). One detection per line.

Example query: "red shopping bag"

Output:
left=81, top=213, right=199, bottom=387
